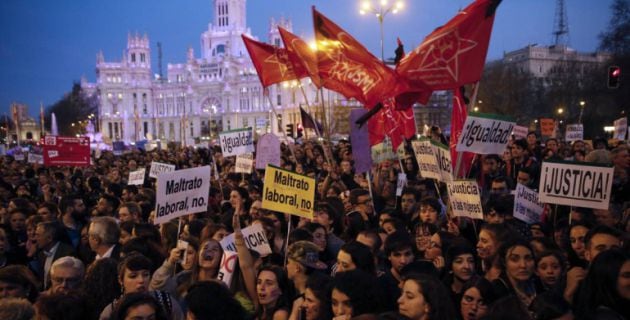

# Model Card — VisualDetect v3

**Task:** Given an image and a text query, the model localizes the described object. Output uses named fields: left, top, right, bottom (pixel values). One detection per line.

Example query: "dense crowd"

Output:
left=0, top=130, right=628, bottom=320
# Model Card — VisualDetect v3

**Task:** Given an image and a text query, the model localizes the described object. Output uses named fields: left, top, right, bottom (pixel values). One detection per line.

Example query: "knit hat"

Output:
left=287, top=241, right=327, bottom=270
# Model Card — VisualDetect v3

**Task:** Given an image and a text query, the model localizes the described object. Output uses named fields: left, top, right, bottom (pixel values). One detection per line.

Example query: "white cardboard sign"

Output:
left=456, top=113, right=515, bottom=155
left=128, top=168, right=146, bottom=186
left=154, top=166, right=211, bottom=224
left=513, top=184, right=545, bottom=224
left=219, top=223, right=272, bottom=256
left=446, top=180, right=483, bottom=220
left=149, top=162, right=175, bottom=179
left=219, top=127, right=254, bottom=157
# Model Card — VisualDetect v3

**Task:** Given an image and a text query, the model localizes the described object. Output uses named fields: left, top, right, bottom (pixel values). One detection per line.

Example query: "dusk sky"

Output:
left=0, top=0, right=614, bottom=118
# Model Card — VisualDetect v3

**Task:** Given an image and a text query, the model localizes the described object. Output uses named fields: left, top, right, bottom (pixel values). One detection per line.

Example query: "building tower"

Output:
left=268, top=16, right=292, bottom=47
left=552, top=0, right=570, bottom=46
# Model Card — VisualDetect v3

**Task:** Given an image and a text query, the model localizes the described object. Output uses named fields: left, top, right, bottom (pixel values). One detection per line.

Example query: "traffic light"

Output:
left=608, top=66, right=621, bottom=89
left=296, top=124, right=303, bottom=138
left=286, top=124, right=294, bottom=138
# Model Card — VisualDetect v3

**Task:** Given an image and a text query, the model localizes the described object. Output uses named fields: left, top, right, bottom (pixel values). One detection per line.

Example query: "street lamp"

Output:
left=359, top=0, right=404, bottom=61
left=557, top=108, right=564, bottom=115
left=578, top=100, right=585, bottom=124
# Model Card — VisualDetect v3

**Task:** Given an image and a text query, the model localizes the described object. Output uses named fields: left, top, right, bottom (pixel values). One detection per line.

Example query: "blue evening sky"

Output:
left=0, top=0, right=613, bottom=118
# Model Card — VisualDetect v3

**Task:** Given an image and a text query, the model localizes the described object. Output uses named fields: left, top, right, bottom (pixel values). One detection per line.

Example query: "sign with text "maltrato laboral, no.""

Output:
left=456, top=112, right=515, bottom=155
left=262, top=164, right=315, bottom=219
left=154, top=166, right=211, bottom=224
left=219, top=127, right=254, bottom=157
left=538, top=160, right=614, bottom=210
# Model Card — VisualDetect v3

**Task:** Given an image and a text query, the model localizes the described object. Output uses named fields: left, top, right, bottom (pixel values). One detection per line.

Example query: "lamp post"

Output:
left=359, top=0, right=404, bottom=61
left=578, top=100, right=585, bottom=124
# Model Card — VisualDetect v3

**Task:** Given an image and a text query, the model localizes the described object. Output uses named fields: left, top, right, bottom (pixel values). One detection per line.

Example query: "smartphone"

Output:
left=177, top=239, right=189, bottom=264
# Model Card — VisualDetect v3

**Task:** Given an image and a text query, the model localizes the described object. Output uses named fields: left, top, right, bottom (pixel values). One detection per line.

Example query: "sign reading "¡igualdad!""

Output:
left=154, top=166, right=210, bottom=225
left=262, top=164, right=315, bottom=219
left=219, top=127, right=254, bottom=157
left=538, top=160, right=614, bottom=210
left=456, top=112, right=515, bottom=155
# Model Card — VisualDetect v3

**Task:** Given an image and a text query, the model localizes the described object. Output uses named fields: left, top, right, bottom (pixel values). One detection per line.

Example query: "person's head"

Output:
left=303, top=222, right=327, bottom=252
left=0, top=265, right=39, bottom=302
left=593, top=203, right=622, bottom=228
left=118, top=201, right=142, bottom=223
left=419, top=197, right=442, bottom=226
left=497, top=239, right=535, bottom=284
left=460, top=277, right=497, bottom=320
left=201, top=223, right=230, bottom=242
left=568, top=222, right=591, bottom=261
left=37, top=202, right=59, bottom=221
left=384, top=231, right=415, bottom=275
left=88, top=216, right=121, bottom=251
left=118, top=254, right=152, bottom=294
left=483, top=194, right=513, bottom=224
left=302, top=273, right=334, bottom=320
left=34, top=221, right=62, bottom=251
left=356, top=229, right=382, bottom=257
left=535, top=250, right=566, bottom=288
left=545, top=138, right=559, bottom=153
left=332, top=269, right=381, bottom=317
left=400, top=188, right=419, bottom=216
left=185, top=281, right=246, bottom=320
left=34, top=292, right=88, bottom=320
left=398, top=273, right=456, bottom=320
left=95, top=193, right=120, bottom=216
left=349, top=189, right=372, bottom=215
left=489, top=176, right=509, bottom=196
left=313, top=202, right=336, bottom=233
left=337, top=241, right=375, bottom=274
left=8, top=209, right=27, bottom=232
left=49, top=256, right=84, bottom=294
left=424, top=231, right=458, bottom=261
left=111, top=292, right=167, bottom=320
left=511, top=138, right=529, bottom=160
left=198, top=239, right=222, bottom=270
left=0, top=298, right=35, bottom=320
left=516, top=166, right=534, bottom=187
left=483, top=154, right=502, bottom=175
left=256, top=265, right=291, bottom=310
left=584, top=225, right=622, bottom=262
left=476, top=223, right=511, bottom=261
left=611, top=146, right=629, bottom=169
left=287, top=241, right=327, bottom=280
left=526, top=132, right=538, bottom=147
left=180, top=237, right=200, bottom=271
left=229, top=187, right=249, bottom=210
left=445, top=243, right=476, bottom=285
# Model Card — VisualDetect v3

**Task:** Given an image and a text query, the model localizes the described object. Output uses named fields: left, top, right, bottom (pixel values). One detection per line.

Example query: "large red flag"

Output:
left=241, top=35, right=307, bottom=88
left=312, top=7, right=406, bottom=108
left=450, top=88, right=474, bottom=178
left=278, top=27, right=322, bottom=89
left=367, top=98, right=416, bottom=150
left=397, top=0, right=501, bottom=91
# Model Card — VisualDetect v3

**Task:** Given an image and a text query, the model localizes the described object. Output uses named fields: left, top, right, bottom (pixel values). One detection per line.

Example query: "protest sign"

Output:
left=350, top=109, right=373, bottom=174
left=456, top=112, right=515, bottom=155
left=217, top=251, right=238, bottom=286
left=371, top=139, right=397, bottom=164
left=412, top=138, right=441, bottom=181
left=235, top=153, right=254, bottom=174
left=446, top=180, right=483, bottom=219
left=113, top=141, right=125, bottom=156
left=149, top=162, right=175, bottom=179
left=433, top=141, right=453, bottom=183
left=540, top=118, right=555, bottom=137
left=43, top=136, right=90, bottom=167
left=128, top=168, right=146, bottom=185
left=396, top=173, right=407, bottom=197
left=513, top=184, right=545, bottom=224
left=219, top=127, right=254, bottom=157
left=262, top=165, right=315, bottom=219
left=512, top=125, right=529, bottom=139
left=154, top=166, right=211, bottom=224
left=27, top=153, right=44, bottom=164
left=538, top=161, right=614, bottom=210
left=614, top=117, right=627, bottom=140
left=14, top=153, right=25, bottom=161
left=256, top=133, right=281, bottom=169
left=565, top=124, right=583, bottom=142
left=220, top=224, right=272, bottom=256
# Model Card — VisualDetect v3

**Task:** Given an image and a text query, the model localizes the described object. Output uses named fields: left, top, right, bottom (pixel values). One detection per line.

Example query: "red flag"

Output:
left=312, top=7, right=406, bottom=108
left=241, top=35, right=307, bottom=88
left=450, top=88, right=474, bottom=178
left=393, top=38, right=432, bottom=110
left=397, top=0, right=500, bottom=91
left=367, top=98, right=416, bottom=150
left=278, top=27, right=322, bottom=88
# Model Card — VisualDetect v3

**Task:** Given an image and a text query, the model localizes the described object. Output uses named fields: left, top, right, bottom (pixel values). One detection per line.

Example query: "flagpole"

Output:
left=453, top=83, right=480, bottom=179
left=318, top=89, right=329, bottom=141
left=297, top=85, right=322, bottom=138
left=265, top=93, right=297, bottom=161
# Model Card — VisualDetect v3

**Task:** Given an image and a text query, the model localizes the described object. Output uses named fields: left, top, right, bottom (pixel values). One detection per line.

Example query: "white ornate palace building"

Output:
left=81, top=0, right=345, bottom=145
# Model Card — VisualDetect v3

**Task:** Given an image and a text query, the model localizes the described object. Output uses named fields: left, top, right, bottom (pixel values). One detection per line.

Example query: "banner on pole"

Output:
left=43, top=136, right=90, bottom=167
left=513, top=184, right=544, bottom=224
left=262, top=165, right=315, bottom=219
left=154, top=166, right=211, bottom=224
left=255, top=133, right=281, bottom=169
left=456, top=113, right=515, bottom=155
left=565, top=124, right=583, bottom=142
left=235, top=153, right=254, bottom=174
left=219, top=127, right=254, bottom=157
left=446, top=180, right=483, bottom=219
left=149, top=162, right=175, bottom=179
left=128, top=168, right=146, bottom=186
left=220, top=224, right=272, bottom=256
left=538, top=161, right=614, bottom=210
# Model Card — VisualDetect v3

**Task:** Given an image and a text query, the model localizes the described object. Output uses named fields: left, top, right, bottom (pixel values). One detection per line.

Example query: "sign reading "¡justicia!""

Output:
left=262, top=164, right=315, bottom=219
left=456, top=112, right=515, bottom=155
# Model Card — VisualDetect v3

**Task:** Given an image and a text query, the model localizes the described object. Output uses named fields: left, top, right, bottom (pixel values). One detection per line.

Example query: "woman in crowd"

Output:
left=83, top=258, right=120, bottom=320
left=459, top=277, right=497, bottom=320
left=492, top=239, right=542, bottom=309
left=567, top=222, right=591, bottom=269
left=335, top=241, right=375, bottom=275
left=111, top=292, right=168, bottom=320
left=255, top=265, right=292, bottom=320
left=331, top=269, right=382, bottom=319
left=150, top=236, right=202, bottom=300
left=535, top=250, right=566, bottom=293
left=397, top=273, right=456, bottom=320
left=442, top=243, right=477, bottom=304
left=0, top=265, right=39, bottom=302
left=300, top=273, right=333, bottom=320
left=476, top=223, right=512, bottom=281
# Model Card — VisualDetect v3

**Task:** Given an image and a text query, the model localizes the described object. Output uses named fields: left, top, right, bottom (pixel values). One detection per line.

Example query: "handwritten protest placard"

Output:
left=149, top=162, right=175, bottom=179
left=539, top=161, right=614, bottom=210
left=514, top=184, right=545, bottom=224
left=446, top=180, right=483, bottom=220
left=614, top=117, right=627, bottom=140
left=565, top=124, right=583, bottom=142
left=262, top=165, right=315, bottom=219
left=456, top=112, right=515, bottom=155
left=154, top=166, right=210, bottom=224
left=235, top=153, right=253, bottom=174
left=128, top=168, right=146, bottom=185
left=412, top=138, right=441, bottom=181
left=219, top=127, right=254, bottom=157
left=512, top=125, right=529, bottom=139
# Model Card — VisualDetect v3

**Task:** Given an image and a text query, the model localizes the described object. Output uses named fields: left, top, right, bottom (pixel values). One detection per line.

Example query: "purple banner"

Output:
left=350, top=109, right=373, bottom=174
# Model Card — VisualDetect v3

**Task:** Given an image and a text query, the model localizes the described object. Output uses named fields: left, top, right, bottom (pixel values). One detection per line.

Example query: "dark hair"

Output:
left=529, top=291, right=571, bottom=320
left=118, top=254, right=153, bottom=280
left=305, top=273, right=334, bottom=320
left=339, top=241, right=375, bottom=275
left=445, top=242, right=476, bottom=275
left=289, top=228, right=313, bottom=243
left=419, top=196, right=442, bottom=215
left=584, top=225, right=622, bottom=249
left=349, top=189, right=370, bottom=205
left=573, top=248, right=629, bottom=318
left=513, top=138, right=529, bottom=151
left=185, top=281, right=246, bottom=320
left=256, top=265, right=293, bottom=320
left=402, top=273, right=456, bottom=320
left=83, top=258, right=121, bottom=320
left=357, top=229, right=382, bottom=256
left=461, top=277, right=498, bottom=307
left=35, top=292, right=89, bottom=320
left=483, top=194, right=514, bottom=217
left=479, top=223, right=513, bottom=259
left=111, top=292, right=167, bottom=320
left=333, top=269, right=382, bottom=316
left=120, top=237, right=166, bottom=273
left=497, top=238, right=534, bottom=272
left=484, top=295, right=531, bottom=320
left=0, top=265, right=39, bottom=302
left=384, top=230, right=415, bottom=257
